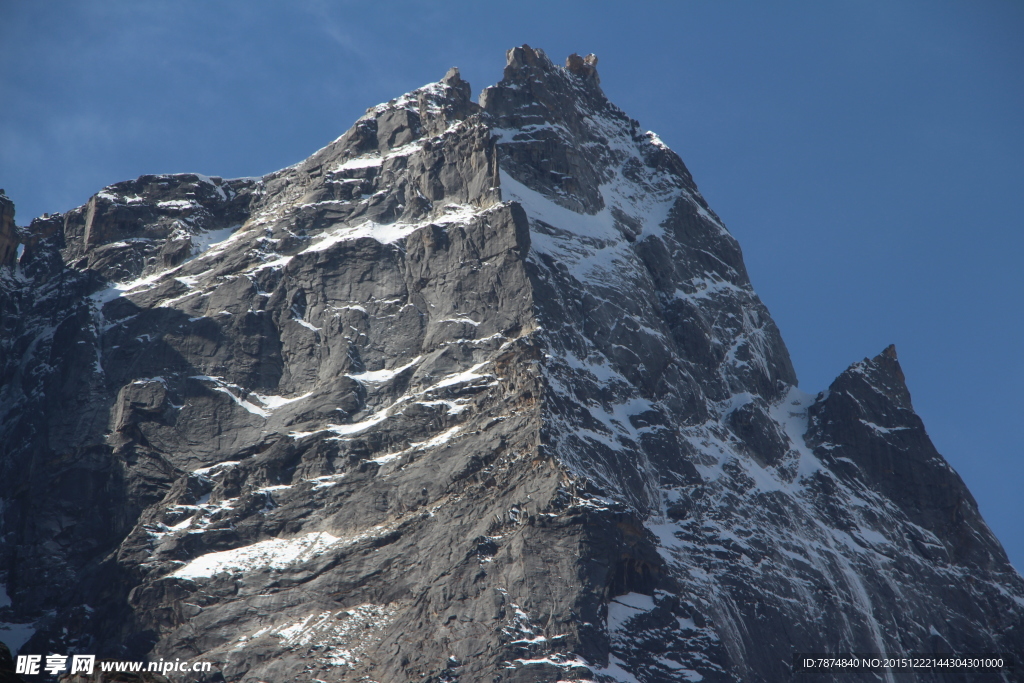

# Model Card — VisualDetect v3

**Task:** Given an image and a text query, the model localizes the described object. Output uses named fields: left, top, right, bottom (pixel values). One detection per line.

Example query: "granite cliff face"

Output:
left=1, top=46, right=1021, bottom=683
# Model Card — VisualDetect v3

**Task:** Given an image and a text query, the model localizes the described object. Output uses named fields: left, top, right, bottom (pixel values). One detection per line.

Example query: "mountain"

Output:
left=1, top=45, right=1021, bottom=683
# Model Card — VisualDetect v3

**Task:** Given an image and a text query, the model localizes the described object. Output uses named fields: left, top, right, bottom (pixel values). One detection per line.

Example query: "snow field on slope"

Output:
left=170, top=529, right=385, bottom=580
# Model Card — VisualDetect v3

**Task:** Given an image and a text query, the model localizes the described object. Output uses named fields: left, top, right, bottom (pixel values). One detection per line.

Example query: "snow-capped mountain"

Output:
left=1, top=45, right=1021, bottom=682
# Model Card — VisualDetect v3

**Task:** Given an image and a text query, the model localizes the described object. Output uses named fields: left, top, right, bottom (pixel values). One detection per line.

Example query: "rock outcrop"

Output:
left=1, top=45, right=1021, bottom=683
left=0, top=192, right=17, bottom=269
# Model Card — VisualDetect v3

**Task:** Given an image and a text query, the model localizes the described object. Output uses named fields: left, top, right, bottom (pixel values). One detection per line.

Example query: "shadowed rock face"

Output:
left=0, top=192, right=16, bottom=269
left=1, top=45, right=1021, bottom=683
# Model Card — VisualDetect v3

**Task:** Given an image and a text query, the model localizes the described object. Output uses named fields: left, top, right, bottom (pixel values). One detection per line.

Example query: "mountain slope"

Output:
left=1, top=46, right=1021, bottom=683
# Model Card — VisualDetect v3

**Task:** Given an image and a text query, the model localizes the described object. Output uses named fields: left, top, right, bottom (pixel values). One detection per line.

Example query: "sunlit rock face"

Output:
left=1, top=46, right=1021, bottom=683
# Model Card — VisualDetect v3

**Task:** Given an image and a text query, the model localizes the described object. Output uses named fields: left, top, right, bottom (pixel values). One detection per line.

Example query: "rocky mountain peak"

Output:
left=1, top=46, right=1021, bottom=683
left=502, top=45, right=601, bottom=90
left=807, top=346, right=1010, bottom=571
left=501, top=44, right=553, bottom=78
left=828, top=343, right=913, bottom=413
left=565, top=52, right=600, bottom=85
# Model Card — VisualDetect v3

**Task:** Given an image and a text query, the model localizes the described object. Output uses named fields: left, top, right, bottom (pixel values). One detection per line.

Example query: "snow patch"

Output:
left=299, top=204, right=480, bottom=251
left=251, top=391, right=314, bottom=410
left=607, top=592, right=656, bottom=631
left=190, top=375, right=270, bottom=418
left=170, top=531, right=343, bottom=579
left=332, top=155, right=383, bottom=172
left=347, top=356, right=421, bottom=385
left=157, top=199, right=198, bottom=210
left=188, top=224, right=239, bottom=260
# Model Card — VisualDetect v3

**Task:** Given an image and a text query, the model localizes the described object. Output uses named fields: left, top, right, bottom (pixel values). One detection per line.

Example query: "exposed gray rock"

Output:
left=1, top=45, right=1021, bottom=683
left=0, top=192, right=16, bottom=268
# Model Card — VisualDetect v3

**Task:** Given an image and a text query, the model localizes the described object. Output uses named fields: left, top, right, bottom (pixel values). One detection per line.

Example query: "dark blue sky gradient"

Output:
left=2, top=1, right=1022, bottom=569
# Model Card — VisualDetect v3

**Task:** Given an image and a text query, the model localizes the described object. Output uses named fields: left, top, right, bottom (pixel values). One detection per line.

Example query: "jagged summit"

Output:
left=565, top=52, right=600, bottom=84
left=504, top=45, right=599, bottom=87
left=1, top=47, right=1021, bottom=683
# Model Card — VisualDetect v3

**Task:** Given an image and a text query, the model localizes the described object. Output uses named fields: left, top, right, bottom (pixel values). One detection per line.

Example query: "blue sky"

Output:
left=2, top=1, right=1021, bottom=570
